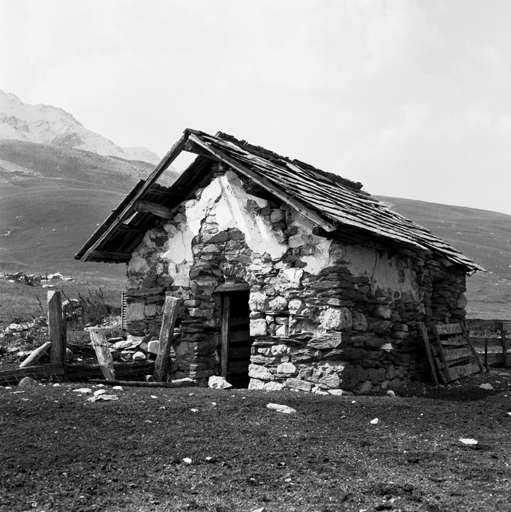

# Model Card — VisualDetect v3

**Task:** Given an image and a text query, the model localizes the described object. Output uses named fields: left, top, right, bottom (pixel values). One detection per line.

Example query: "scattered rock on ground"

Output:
left=208, top=376, right=233, bottom=389
left=18, top=377, right=38, bottom=387
left=87, top=394, right=119, bottom=402
left=266, top=403, right=296, bottom=414
left=73, top=388, right=92, bottom=394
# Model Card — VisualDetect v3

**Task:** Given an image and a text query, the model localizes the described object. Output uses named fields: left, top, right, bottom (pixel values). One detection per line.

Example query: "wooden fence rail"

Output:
left=466, top=319, right=510, bottom=368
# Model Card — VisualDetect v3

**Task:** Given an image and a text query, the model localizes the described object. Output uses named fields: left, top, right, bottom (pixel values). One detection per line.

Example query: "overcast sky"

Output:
left=1, top=0, right=511, bottom=215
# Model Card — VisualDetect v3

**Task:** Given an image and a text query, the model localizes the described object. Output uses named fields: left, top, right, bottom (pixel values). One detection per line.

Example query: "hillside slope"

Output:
left=0, top=140, right=178, bottom=274
left=378, top=196, right=511, bottom=318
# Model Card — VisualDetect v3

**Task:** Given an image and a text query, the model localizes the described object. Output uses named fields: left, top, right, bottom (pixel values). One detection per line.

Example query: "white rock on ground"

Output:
left=459, top=438, right=478, bottom=445
left=266, top=403, right=296, bottom=414
left=208, top=376, right=233, bottom=389
left=87, top=394, right=119, bottom=402
left=73, top=388, right=92, bottom=394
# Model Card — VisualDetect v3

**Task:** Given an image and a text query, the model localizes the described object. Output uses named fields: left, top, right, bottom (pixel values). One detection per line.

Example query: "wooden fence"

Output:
left=0, top=291, right=67, bottom=385
left=0, top=291, right=179, bottom=386
left=466, top=319, right=510, bottom=368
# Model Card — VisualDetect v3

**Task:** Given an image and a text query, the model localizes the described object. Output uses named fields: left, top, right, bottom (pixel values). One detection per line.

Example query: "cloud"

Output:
left=1, top=0, right=511, bottom=214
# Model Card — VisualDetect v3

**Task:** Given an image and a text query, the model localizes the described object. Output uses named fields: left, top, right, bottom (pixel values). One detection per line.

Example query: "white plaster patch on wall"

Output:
left=302, top=235, right=332, bottom=274
left=330, top=243, right=419, bottom=299
left=162, top=227, right=194, bottom=286
left=213, top=175, right=288, bottom=260
left=162, top=229, right=194, bottom=265
left=187, top=179, right=223, bottom=236
left=287, top=212, right=332, bottom=274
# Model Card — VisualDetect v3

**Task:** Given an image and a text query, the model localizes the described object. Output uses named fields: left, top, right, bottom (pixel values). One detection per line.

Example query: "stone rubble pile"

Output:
left=104, top=334, right=164, bottom=362
left=1, top=271, right=72, bottom=287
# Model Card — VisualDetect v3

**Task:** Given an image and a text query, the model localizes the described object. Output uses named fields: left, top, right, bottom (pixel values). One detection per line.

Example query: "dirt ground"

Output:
left=1, top=369, right=510, bottom=512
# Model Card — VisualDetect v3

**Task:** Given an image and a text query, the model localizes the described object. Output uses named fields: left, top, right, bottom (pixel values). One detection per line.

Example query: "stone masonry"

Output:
left=123, top=166, right=468, bottom=394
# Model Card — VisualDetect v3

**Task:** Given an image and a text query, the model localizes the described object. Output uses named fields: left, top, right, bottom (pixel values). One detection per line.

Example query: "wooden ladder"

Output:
left=420, top=322, right=486, bottom=385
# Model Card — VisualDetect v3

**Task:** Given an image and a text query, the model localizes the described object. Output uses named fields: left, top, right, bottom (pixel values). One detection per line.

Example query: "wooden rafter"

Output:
left=188, top=133, right=337, bottom=233
left=79, top=131, right=190, bottom=262
left=134, top=200, right=173, bottom=219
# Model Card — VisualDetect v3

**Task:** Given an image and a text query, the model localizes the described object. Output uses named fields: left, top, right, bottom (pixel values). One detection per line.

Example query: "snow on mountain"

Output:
left=0, top=90, right=160, bottom=165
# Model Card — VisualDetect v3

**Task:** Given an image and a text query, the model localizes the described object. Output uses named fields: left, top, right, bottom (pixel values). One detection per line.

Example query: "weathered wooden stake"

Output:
left=501, top=321, right=507, bottom=367
left=48, top=291, right=66, bottom=369
left=20, top=341, right=51, bottom=368
left=153, top=295, right=180, bottom=382
left=89, top=329, right=116, bottom=381
left=419, top=323, right=439, bottom=386
left=221, top=294, right=231, bottom=379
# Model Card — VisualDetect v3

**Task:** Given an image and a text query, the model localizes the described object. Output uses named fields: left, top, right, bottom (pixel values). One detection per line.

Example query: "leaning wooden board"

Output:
left=420, top=322, right=486, bottom=384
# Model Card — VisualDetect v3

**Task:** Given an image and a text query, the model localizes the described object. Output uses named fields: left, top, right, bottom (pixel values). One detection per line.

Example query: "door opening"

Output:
left=220, top=291, right=252, bottom=388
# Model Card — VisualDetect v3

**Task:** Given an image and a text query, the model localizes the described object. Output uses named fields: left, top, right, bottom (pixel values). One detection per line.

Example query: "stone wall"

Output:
left=124, top=166, right=467, bottom=393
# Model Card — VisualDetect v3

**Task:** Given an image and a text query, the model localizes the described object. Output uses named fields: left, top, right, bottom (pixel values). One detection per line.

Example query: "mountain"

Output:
left=0, top=92, right=180, bottom=276
left=377, top=196, right=511, bottom=319
left=0, top=90, right=160, bottom=165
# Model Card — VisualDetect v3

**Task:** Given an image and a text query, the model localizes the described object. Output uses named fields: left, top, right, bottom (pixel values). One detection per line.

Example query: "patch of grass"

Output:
left=0, top=272, right=124, bottom=326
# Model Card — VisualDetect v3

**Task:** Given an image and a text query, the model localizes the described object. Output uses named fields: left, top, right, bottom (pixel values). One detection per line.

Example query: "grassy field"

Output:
left=0, top=272, right=124, bottom=325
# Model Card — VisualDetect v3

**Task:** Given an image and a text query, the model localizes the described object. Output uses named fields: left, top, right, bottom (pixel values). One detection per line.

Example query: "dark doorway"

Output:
left=220, top=291, right=252, bottom=388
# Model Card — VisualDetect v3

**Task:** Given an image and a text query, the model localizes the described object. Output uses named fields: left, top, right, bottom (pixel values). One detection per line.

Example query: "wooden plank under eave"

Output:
left=82, top=131, right=190, bottom=262
left=188, top=134, right=337, bottom=233
left=88, top=250, right=131, bottom=262
left=134, top=200, right=173, bottom=219
left=75, top=180, right=145, bottom=261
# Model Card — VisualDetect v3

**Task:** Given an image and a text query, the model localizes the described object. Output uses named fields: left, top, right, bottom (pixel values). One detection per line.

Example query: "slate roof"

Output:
left=75, top=128, right=484, bottom=272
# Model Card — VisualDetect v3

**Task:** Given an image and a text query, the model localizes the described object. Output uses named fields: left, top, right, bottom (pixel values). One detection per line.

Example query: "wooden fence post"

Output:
left=48, top=291, right=66, bottom=372
left=153, top=294, right=180, bottom=382
left=501, top=321, right=507, bottom=368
